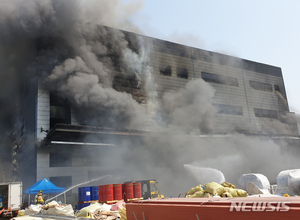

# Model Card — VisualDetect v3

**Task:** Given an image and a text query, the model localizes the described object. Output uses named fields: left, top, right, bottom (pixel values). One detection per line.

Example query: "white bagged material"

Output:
left=76, top=203, right=102, bottom=217
left=47, top=204, right=74, bottom=217
left=277, top=169, right=300, bottom=195
left=25, top=204, right=42, bottom=215
left=101, top=203, right=112, bottom=211
left=238, top=173, right=270, bottom=194
left=40, top=209, right=49, bottom=214
left=47, top=201, right=59, bottom=207
left=246, top=182, right=270, bottom=195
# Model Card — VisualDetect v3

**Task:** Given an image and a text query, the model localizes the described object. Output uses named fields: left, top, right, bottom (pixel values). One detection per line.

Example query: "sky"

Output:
left=121, top=0, right=300, bottom=114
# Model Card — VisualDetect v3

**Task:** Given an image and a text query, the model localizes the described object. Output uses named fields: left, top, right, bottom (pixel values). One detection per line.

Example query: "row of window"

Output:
left=215, top=105, right=278, bottom=119
left=249, top=82, right=281, bottom=92
left=160, top=66, right=189, bottom=79
left=160, top=69, right=282, bottom=93
left=202, top=72, right=282, bottom=92
left=215, top=104, right=243, bottom=115
left=201, top=72, right=239, bottom=87
left=254, top=108, right=278, bottom=118
left=249, top=81, right=272, bottom=92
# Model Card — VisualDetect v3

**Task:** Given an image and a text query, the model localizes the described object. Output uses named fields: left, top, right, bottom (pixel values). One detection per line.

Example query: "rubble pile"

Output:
left=186, top=182, right=248, bottom=198
left=21, top=201, right=126, bottom=220
left=118, top=206, right=127, bottom=220
left=24, top=201, right=75, bottom=217
left=90, top=210, right=121, bottom=220
left=76, top=202, right=125, bottom=220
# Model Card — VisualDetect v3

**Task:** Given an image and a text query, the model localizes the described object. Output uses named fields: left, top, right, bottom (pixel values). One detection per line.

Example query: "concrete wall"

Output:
left=37, top=84, right=50, bottom=141
left=36, top=148, right=114, bottom=205
left=148, top=39, right=296, bottom=135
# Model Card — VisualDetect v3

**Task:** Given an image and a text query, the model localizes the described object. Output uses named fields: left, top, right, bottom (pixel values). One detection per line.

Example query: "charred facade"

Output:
left=15, top=27, right=298, bottom=203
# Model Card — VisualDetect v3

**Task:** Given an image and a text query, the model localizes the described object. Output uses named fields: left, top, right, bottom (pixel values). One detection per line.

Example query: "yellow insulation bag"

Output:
left=221, top=192, right=233, bottom=198
left=191, top=191, right=205, bottom=198
left=221, top=182, right=236, bottom=188
left=187, top=185, right=204, bottom=195
left=203, top=193, right=213, bottom=198
left=119, top=208, right=127, bottom=220
left=236, top=189, right=248, bottom=197
left=204, top=182, right=224, bottom=196
left=223, top=187, right=238, bottom=197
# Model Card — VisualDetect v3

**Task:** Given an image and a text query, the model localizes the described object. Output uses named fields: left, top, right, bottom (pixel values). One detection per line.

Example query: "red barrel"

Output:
left=98, top=185, right=104, bottom=202
left=133, top=182, right=142, bottom=198
left=113, top=184, right=123, bottom=200
left=123, top=183, right=134, bottom=200
left=103, top=184, right=114, bottom=201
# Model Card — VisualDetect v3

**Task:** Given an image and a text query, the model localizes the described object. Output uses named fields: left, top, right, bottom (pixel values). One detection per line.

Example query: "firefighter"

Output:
left=35, top=190, right=44, bottom=205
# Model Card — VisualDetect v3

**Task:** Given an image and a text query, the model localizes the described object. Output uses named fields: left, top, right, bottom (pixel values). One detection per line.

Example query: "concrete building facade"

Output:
left=153, top=40, right=296, bottom=135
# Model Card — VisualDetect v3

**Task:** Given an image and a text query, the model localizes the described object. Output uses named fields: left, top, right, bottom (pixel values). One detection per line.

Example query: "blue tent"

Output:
left=24, top=178, right=65, bottom=194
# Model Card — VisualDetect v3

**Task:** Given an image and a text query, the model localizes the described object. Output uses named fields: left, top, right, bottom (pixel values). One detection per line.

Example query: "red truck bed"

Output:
left=126, top=196, right=300, bottom=220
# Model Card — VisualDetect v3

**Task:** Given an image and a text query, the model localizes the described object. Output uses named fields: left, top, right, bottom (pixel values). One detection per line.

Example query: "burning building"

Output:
left=15, top=27, right=299, bottom=201
left=1, top=0, right=299, bottom=204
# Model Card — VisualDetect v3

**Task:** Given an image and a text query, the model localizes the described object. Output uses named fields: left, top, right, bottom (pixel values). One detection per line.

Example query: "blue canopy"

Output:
left=24, top=178, right=65, bottom=194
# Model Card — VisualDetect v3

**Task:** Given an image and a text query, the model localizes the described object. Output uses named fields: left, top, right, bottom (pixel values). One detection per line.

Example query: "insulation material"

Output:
left=75, top=203, right=102, bottom=217
left=186, top=182, right=247, bottom=198
left=119, top=206, right=127, bottom=220
left=223, top=187, right=238, bottom=197
left=246, top=182, right=265, bottom=195
left=91, top=210, right=121, bottom=220
left=190, top=191, right=205, bottom=198
left=221, top=182, right=236, bottom=188
left=276, top=169, right=300, bottom=196
left=47, top=204, right=74, bottom=217
left=238, top=173, right=270, bottom=194
left=187, top=185, right=203, bottom=195
left=24, top=204, right=42, bottom=215
left=204, top=182, right=224, bottom=196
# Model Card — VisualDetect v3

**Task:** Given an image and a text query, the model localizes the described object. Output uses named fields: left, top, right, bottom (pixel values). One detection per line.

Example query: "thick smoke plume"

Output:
left=160, top=79, right=217, bottom=133
left=0, top=0, right=299, bottom=197
left=0, top=0, right=149, bottom=178
left=95, top=133, right=300, bottom=196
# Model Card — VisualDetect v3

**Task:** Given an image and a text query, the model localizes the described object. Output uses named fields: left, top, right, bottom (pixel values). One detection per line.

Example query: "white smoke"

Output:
left=160, top=78, right=217, bottom=133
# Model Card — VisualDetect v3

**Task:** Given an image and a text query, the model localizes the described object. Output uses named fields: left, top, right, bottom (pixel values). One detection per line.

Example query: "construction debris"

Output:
left=119, top=205, right=127, bottom=220
left=75, top=202, right=125, bottom=220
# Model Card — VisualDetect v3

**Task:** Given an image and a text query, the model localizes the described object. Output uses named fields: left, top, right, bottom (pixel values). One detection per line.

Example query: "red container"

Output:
left=98, top=185, right=104, bottom=202
left=133, top=182, right=142, bottom=198
left=123, top=183, right=134, bottom=200
left=103, top=184, right=114, bottom=201
left=127, top=197, right=300, bottom=220
left=113, top=184, right=123, bottom=200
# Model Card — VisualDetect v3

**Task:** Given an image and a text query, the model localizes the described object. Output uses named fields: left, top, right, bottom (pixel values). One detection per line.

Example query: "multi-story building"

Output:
left=16, top=28, right=298, bottom=203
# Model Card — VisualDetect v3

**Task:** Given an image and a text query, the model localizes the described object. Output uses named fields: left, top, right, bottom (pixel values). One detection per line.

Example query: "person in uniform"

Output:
left=35, top=190, right=44, bottom=205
